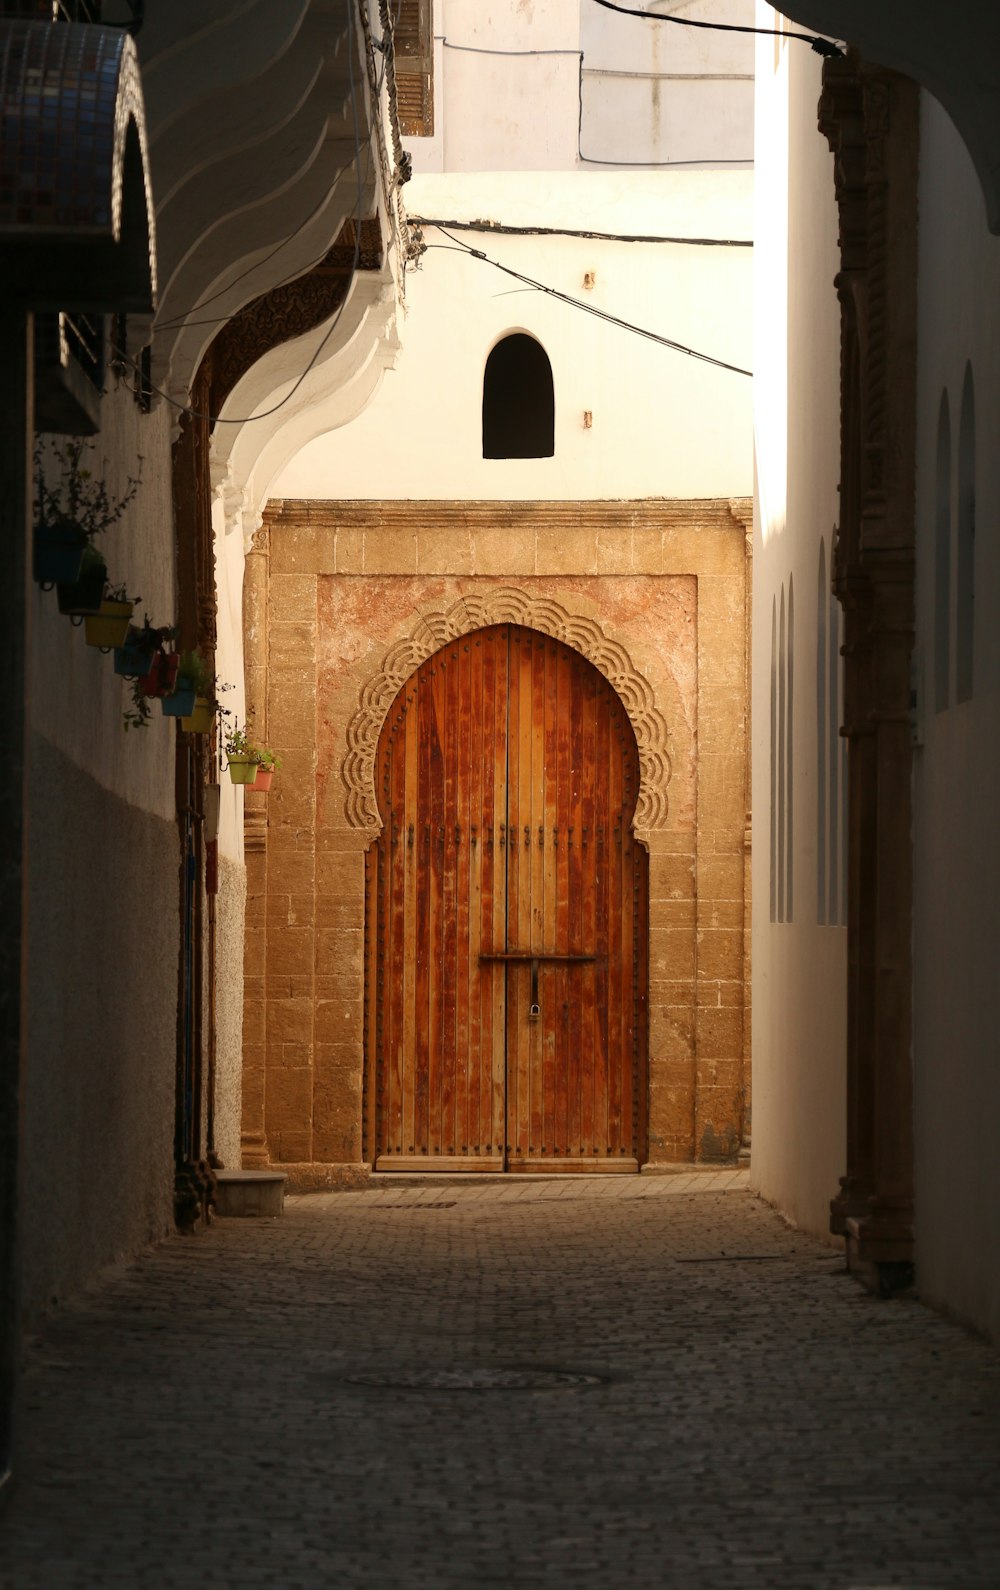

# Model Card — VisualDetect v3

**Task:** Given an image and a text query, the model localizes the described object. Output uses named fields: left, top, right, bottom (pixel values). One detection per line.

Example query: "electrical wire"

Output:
left=436, top=36, right=581, bottom=57
left=588, top=0, right=843, bottom=57
left=426, top=226, right=751, bottom=377
left=410, top=216, right=752, bottom=247
left=429, top=35, right=757, bottom=168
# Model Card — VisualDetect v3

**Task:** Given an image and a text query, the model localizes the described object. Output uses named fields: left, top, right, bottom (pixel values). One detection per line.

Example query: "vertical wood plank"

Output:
left=371, top=622, right=646, bottom=1172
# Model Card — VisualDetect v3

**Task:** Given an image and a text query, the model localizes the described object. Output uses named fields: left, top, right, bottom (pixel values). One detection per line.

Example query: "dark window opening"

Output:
left=482, top=334, right=555, bottom=459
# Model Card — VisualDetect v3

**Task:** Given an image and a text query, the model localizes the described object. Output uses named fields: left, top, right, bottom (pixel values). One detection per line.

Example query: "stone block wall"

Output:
left=241, top=499, right=751, bottom=1183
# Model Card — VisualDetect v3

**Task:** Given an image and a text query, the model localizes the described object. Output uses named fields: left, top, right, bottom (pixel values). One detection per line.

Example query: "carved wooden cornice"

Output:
left=819, top=50, right=918, bottom=1273
left=820, top=52, right=918, bottom=589
left=206, top=217, right=384, bottom=424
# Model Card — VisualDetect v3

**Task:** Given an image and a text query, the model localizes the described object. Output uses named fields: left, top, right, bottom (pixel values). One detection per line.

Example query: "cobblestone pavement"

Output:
left=3, top=1171, right=1000, bottom=1590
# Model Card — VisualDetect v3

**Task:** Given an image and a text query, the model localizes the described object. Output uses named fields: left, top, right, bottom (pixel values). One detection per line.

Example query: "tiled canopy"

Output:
left=0, top=20, right=155, bottom=310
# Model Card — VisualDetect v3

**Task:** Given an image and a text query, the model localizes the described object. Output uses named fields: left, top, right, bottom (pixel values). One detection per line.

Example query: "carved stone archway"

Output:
left=343, top=586, right=673, bottom=840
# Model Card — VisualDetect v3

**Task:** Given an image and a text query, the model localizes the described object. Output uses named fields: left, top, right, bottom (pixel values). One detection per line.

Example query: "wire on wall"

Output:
left=425, top=225, right=752, bottom=378
left=587, top=0, right=843, bottom=57
left=410, top=216, right=752, bottom=247
left=432, top=35, right=758, bottom=168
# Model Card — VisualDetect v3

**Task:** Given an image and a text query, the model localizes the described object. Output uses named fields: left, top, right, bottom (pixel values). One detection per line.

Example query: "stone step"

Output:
left=214, top=1170, right=287, bottom=1218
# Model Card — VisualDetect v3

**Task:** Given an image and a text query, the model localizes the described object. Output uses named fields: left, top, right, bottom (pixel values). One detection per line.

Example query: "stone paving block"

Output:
left=2, top=1178, right=1000, bottom=1589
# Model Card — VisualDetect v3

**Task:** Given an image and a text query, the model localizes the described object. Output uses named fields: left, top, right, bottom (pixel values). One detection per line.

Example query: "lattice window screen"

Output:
left=393, top=0, right=433, bottom=136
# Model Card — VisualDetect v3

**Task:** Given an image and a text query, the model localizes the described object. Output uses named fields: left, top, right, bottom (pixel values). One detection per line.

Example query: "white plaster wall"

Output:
left=275, top=171, right=753, bottom=501
left=750, top=17, right=845, bottom=1236
left=31, top=393, right=176, bottom=820
left=23, top=378, right=179, bottom=1319
left=411, top=0, right=754, bottom=175
left=213, top=498, right=249, bottom=867
left=912, top=95, right=1000, bottom=1341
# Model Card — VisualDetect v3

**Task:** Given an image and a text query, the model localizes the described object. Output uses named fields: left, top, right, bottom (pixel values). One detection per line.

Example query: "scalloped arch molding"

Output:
left=343, top=588, right=672, bottom=834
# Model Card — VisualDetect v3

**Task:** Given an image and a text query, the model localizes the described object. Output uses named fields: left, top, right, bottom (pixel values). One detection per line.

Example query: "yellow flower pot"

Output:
left=180, top=697, right=214, bottom=734
left=227, top=755, right=258, bottom=785
left=84, top=598, right=134, bottom=652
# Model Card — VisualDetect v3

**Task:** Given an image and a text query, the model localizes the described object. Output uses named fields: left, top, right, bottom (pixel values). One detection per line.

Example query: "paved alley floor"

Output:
left=3, top=1172, right=1000, bottom=1590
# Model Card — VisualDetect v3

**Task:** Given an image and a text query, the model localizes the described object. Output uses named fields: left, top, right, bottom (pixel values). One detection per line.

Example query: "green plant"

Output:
left=80, top=542, right=107, bottom=573
left=223, top=720, right=255, bottom=759
left=127, top=616, right=174, bottom=652
left=123, top=675, right=152, bottom=731
left=103, top=580, right=135, bottom=605
left=34, top=437, right=141, bottom=539
left=254, top=747, right=282, bottom=773
left=177, top=649, right=213, bottom=694
left=120, top=619, right=175, bottom=731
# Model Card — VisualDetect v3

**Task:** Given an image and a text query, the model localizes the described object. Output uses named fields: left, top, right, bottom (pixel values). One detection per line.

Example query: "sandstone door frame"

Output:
left=241, top=500, right=751, bottom=1186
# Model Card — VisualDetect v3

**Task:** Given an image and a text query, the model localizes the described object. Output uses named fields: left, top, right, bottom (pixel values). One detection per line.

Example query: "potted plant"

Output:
left=163, top=648, right=211, bottom=722
left=223, top=721, right=259, bottom=785
left=123, top=673, right=154, bottom=731
left=57, top=542, right=108, bottom=622
left=34, top=437, right=140, bottom=590
left=122, top=651, right=182, bottom=731
left=251, top=747, right=281, bottom=792
left=114, top=619, right=173, bottom=680
left=138, top=650, right=181, bottom=700
left=84, top=581, right=138, bottom=652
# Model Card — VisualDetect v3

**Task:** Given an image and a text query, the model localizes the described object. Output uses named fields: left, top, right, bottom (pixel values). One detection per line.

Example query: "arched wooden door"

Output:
left=366, top=625, right=647, bottom=1172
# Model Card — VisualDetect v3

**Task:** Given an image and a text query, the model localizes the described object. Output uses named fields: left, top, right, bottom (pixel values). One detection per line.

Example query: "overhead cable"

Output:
left=588, top=0, right=843, bottom=57
left=426, top=226, right=752, bottom=378
left=411, top=216, right=752, bottom=247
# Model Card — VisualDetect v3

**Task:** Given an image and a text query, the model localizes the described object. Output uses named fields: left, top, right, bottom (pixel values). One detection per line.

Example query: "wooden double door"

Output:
left=367, top=625, right=647, bottom=1172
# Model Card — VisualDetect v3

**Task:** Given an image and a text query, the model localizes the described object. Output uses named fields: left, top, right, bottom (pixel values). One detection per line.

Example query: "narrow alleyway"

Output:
left=3, top=1175, right=999, bottom=1590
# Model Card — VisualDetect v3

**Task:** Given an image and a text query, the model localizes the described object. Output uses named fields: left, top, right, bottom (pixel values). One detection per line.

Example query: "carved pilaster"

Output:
left=240, top=521, right=270, bottom=1165
left=820, top=53, right=918, bottom=1283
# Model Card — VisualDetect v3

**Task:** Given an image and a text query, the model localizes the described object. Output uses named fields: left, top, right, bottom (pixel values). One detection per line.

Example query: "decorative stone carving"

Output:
left=343, top=588, right=672, bottom=835
left=820, top=52, right=918, bottom=1283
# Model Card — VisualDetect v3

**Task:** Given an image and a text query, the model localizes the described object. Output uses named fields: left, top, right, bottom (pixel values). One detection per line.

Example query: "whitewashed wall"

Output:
left=24, top=381, right=177, bottom=1316
left=413, top=0, right=754, bottom=175
left=750, top=15, right=846, bottom=1238
left=911, top=95, right=1000, bottom=1341
left=276, top=170, right=753, bottom=501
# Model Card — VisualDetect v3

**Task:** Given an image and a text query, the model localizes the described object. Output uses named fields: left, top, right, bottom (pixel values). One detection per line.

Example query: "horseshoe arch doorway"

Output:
left=364, top=625, right=648, bottom=1171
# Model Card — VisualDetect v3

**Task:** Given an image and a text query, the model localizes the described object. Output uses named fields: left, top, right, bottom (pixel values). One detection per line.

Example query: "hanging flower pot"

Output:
left=180, top=695, right=214, bottom=734
left=33, top=518, right=88, bottom=588
left=250, top=748, right=280, bottom=792
left=84, top=596, right=135, bottom=652
left=227, top=755, right=258, bottom=786
left=57, top=548, right=107, bottom=622
left=161, top=676, right=198, bottom=718
left=114, top=624, right=161, bottom=679
left=138, top=651, right=181, bottom=699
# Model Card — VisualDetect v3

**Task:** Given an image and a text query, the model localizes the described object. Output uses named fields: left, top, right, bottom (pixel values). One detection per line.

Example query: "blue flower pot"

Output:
left=34, top=520, right=88, bottom=588
left=161, top=680, right=197, bottom=717
left=114, top=640, right=160, bottom=679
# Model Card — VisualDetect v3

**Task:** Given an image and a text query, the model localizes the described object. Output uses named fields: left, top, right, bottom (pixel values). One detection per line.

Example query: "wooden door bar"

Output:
left=478, top=952, right=597, bottom=961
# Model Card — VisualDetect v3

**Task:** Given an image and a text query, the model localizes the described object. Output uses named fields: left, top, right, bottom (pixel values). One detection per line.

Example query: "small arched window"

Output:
left=482, top=334, right=554, bottom=459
